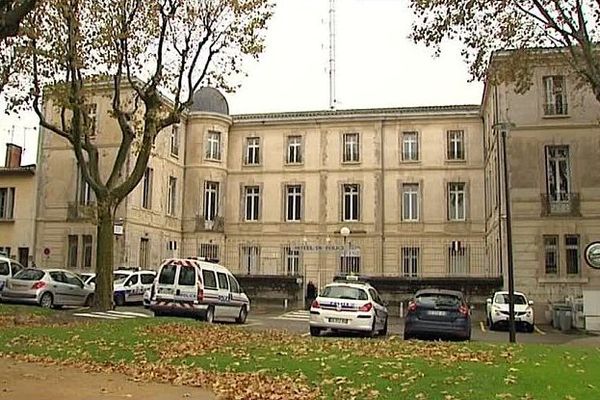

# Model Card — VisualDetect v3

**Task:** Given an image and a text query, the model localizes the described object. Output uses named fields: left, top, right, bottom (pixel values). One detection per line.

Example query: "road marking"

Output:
left=73, top=310, right=152, bottom=320
left=480, top=321, right=486, bottom=332
left=534, top=325, right=546, bottom=335
left=73, top=313, right=120, bottom=320
left=237, top=322, right=261, bottom=328
left=272, top=310, right=310, bottom=321
left=107, top=310, right=152, bottom=318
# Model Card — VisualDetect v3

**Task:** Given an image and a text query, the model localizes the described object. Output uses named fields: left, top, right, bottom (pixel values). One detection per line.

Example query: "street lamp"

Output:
left=340, top=227, right=350, bottom=274
left=494, top=121, right=517, bottom=343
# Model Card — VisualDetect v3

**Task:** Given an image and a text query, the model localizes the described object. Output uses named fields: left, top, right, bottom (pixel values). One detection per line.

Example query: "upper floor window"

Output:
left=342, top=133, right=360, bottom=163
left=141, top=167, right=153, bottom=209
left=0, top=187, right=15, bottom=219
left=79, top=173, right=93, bottom=206
left=244, top=186, right=260, bottom=221
left=167, top=176, right=177, bottom=216
left=402, top=183, right=419, bottom=221
left=447, top=130, right=465, bottom=160
left=206, top=131, right=221, bottom=160
left=170, top=125, right=180, bottom=156
left=543, top=76, right=568, bottom=116
left=545, top=146, right=570, bottom=202
left=342, top=184, right=360, bottom=221
left=245, top=137, right=260, bottom=165
left=448, top=182, right=466, bottom=221
left=204, top=181, right=219, bottom=221
left=285, top=185, right=302, bottom=221
left=402, top=131, right=419, bottom=161
left=286, top=135, right=302, bottom=164
left=87, top=103, right=97, bottom=138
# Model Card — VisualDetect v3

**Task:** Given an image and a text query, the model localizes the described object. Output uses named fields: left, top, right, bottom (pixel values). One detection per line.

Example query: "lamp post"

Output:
left=340, top=227, right=350, bottom=274
left=494, top=122, right=517, bottom=343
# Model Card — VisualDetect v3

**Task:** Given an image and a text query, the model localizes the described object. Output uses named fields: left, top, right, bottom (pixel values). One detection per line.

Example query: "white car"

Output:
left=0, top=256, right=25, bottom=293
left=143, top=289, right=151, bottom=308
left=486, top=291, right=535, bottom=332
left=309, top=277, right=388, bottom=337
left=113, top=270, right=156, bottom=306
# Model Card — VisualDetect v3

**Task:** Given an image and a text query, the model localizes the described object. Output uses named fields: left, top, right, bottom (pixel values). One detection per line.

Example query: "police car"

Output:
left=309, top=276, right=388, bottom=337
left=113, top=269, right=157, bottom=306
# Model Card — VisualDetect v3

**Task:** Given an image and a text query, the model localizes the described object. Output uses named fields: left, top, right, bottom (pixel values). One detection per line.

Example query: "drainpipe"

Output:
left=379, top=120, right=385, bottom=274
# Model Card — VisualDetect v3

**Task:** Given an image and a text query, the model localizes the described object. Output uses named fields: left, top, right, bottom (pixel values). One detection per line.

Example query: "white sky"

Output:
left=0, top=0, right=483, bottom=165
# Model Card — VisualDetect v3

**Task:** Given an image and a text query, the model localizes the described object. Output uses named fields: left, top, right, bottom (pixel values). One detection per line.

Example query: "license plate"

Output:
left=329, top=318, right=349, bottom=324
left=428, top=310, right=448, bottom=316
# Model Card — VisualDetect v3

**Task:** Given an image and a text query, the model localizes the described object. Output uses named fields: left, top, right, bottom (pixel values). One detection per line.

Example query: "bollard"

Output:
left=284, top=298, right=288, bottom=309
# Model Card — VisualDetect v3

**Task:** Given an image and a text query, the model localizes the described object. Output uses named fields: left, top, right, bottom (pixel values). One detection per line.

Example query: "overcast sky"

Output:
left=0, top=0, right=483, bottom=165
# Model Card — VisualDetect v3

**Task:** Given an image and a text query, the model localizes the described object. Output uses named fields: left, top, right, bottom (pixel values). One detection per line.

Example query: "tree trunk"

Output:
left=94, top=200, right=115, bottom=311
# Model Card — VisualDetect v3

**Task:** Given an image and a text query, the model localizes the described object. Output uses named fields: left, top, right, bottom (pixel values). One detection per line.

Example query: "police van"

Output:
left=149, top=257, right=249, bottom=324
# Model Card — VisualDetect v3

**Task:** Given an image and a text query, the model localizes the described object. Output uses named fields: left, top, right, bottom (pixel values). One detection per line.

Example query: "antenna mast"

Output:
left=328, top=0, right=336, bottom=110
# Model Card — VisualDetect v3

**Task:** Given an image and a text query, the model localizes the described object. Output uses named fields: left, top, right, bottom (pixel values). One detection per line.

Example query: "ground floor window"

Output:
left=241, top=245, right=260, bottom=274
left=340, top=255, right=360, bottom=275
left=139, top=238, right=149, bottom=270
left=283, top=247, right=301, bottom=275
left=402, top=247, right=420, bottom=277
left=448, top=241, right=469, bottom=275
left=199, top=243, right=219, bottom=261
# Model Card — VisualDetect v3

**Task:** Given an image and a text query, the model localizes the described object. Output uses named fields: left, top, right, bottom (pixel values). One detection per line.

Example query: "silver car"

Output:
left=0, top=268, right=94, bottom=308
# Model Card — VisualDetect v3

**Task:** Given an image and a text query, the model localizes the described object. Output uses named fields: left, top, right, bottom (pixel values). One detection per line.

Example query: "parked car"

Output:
left=404, top=289, right=471, bottom=341
left=486, top=291, right=534, bottom=332
left=0, top=268, right=94, bottom=308
left=150, top=258, right=249, bottom=323
left=143, top=289, right=151, bottom=308
left=0, top=256, right=25, bottom=293
left=78, top=272, right=96, bottom=286
left=309, top=276, right=388, bottom=337
left=113, top=270, right=157, bottom=306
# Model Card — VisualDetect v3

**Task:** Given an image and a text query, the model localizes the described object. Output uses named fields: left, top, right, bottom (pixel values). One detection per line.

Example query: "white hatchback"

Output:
left=309, top=279, right=388, bottom=337
left=486, top=291, right=535, bottom=332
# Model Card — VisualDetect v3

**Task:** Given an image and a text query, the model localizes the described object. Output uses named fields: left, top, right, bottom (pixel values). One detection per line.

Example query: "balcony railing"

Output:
left=541, top=193, right=580, bottom=217
left=543, top=102, right=568, bottom=116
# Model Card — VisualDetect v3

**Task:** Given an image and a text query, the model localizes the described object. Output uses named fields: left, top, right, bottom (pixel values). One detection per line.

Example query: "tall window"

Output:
left=286, top=185, right=302, bottom=221
left=87, top=103, right=97, bottom=138
left=83, top=235, right=93, bottom=269
left=402, top=132, right=419, bottom=161
left=245, top=137, right=260, bottom=165
left=565, top=235, right=580, bottom=275
left=67, top=235, right=78, bottom=269
left=448, top=182, right=466, bottom=221
left=139, top=238, right=149, bottom=269
left=284, top=247, right=300, bottom=275
left=448, top=241, right=469, bottom=275
left=340, top=255, right=360, bottom=274
left=544, top=235, right=558, bottom=274
left=241, top=245, right=260, bottom=274
left=402, top=183, right=419, bottom=221
left=402, top=247, right=419, bottom=277
left=206, top=131, right=221, bottom=160
left=199, top=243, right=219, bottom=261
left=287, top=135, right=302, bottom=164
left=141, top=167, right=153, bottom=209
left=0, top=187, right=15, bottom=219
left=204, top=181, right=219, bottom=221
left=543, top=76, right=567, bottom=115
left=545, top=146, right=570, bottom=202
left=167, top=176, right=177, bottom=216
left=170, top=125, right=180, bottom=156
left=342, top=184, right=360, bottom=221
left=245, top=186, right=260, bottom=221
left=447, top=130, right=465, bottom=160
left=79, top=174, right=93, bottom=206
left=343, top=133, right=360, bottom=162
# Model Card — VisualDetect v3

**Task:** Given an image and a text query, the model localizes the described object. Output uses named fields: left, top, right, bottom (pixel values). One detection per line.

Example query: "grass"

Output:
left=0, top=304, right=599, bottom=399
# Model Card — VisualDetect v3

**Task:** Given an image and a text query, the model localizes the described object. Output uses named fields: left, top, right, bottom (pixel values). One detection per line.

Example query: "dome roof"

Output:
left=190, top=87, right=229, bottom=115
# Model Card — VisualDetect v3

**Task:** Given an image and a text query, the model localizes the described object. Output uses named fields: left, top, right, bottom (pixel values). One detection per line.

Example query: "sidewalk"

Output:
left=0, top=359, right=215, bottom=400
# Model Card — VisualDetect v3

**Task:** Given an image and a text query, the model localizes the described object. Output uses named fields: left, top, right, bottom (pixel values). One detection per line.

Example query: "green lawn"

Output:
left=0, top=305, right=598, bottom=399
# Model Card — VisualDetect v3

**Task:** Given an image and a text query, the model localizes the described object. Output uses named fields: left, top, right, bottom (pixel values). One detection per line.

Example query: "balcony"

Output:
left=543, top=102, right=568, bottom=116
left=540, top=193, right=580, bottom=217
left=67, top=202, right=96, bottom=221
left=195, top=215, right=225, bottom=232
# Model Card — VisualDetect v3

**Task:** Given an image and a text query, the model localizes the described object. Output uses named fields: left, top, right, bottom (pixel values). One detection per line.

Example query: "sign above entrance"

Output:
left=291, top=244, right=345, bottom=252
left=584, top=241, right=600, bottom=270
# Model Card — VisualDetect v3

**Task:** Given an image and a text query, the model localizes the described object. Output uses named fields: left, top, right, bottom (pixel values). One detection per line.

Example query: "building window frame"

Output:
left=448, top=241, right=469, bottom=275
left=170, top=124, right=180, bottom=157
left=241, top=245, right=260, bottom=274
left=167, top=176, right=177, bottom=216
left=285, top=184, right=302, bottom=222
left=340, top=255, right=360, bottom=274
left=283, top=247, right=301, bottom=275
left=244, top=185, right=260, bottom=221
left=545, top=145, right=570, bottom=203
left=543, top=75, right=568, bottom=116
left=342, top=183, right=360, bottom=222
left=82, top=235, right=93, bottom=269
left=342, top=132, right=360, bottom=163
left=402, top=131, right=419, bottom=162
left=565, top=234, right=580, bottom=275
left=206, top=131, right=222, bottom=161
left=402, top=183, right=419, bottom=222
left=204, top=181, right=219, bottom=221
left=543, top=235, right=559, bottom=275
left=244, top=137, right=261, bottom=165
left=0, top=187, right=15, bottom=220
left=139, top=238, right=150, bottom=270
left=286, top=135, right=303, bottom=164
left=448, top=182, right=466, bottom=221
left=141, top=167, right=153, bottom=209
left=401, top=247, right=420, bottom=277
left=447, top=130, right=465, bottom=161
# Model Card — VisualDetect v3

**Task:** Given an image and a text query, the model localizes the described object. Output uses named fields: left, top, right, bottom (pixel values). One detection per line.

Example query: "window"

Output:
left=167, top=176, right=177, bottom=216
left=228, top=275, right=241, bottom=293
left=87, top=103, right=97, bottom=137
left=342, top=184, right=360, bottom=221
left=448, top=241, right=469, bottom=275
left=340, top=255, right=360, bottom=274
left=141, top=273, right=155, bottom=285
left=565, top=235, right=580, bottom=275
left=402, top=183, right=419, bottom=221
left=543, top=76, right=567, bottom=115
left=402, top=247, right=419, bottom=277
left=79, top=173, right=93, bottom=206
left=284, top=247, right=300, bottom=275
left=0, top=261, right=9, bottom=275
left=83, top=235, right=92, bottom=269
left=139, top=238, right=149, bottom=269
left=245, top=137, right=260, bottom=165
left=0, top=187, right=15, bottom=219
left=170, top=125, right=180, bottom=156
left=67, top=235, right=78, bottom=269
left=125, top=274, right=139, bottom=286
left=545, top=146, right=570, bottom=202
left=544, top=235, right=558, bottom=274
left=342, top=133, right=360, bottom=162
left=285, top=185, right=302, bottom=221
left=178, top=265, right=196, bottom=286
left=204, top=181, right=219, bottom=221
left=448, top=182, right=466, bottom=221
left=202, top=269, right=217, bottom=289
left=244, top=186, right=260, bottom=221
left=402, top=132, right=419, bottom=161
left=206, top=131, right=221, bottom=160
left=158, top=264, right=176, bottom=284
left=0, top=247, right=11, bottom=257
left=447, top=130, right=465, bottom=160
left=199, top=243, right=219, bottom=261
left=141, top=167, right=153, bottom=209
left=241, top=245, right=260, bottom=274
left=287, top=135, right=302, bottom=164
left=217, top=272, right=229, bottom=290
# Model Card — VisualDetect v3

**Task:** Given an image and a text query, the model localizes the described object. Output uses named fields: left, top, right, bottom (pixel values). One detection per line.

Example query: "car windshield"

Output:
left=321, top=285, right=368, bottom=300
left=114, top=273, right=130, bottom=281
left=417, top=293, right=462, bottom=307
left=494, top=294, right=527, bottom=305
left=14, top=269, right=45, bottom=281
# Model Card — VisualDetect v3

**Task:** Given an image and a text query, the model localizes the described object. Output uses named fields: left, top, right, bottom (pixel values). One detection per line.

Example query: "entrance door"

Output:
left=18, top=247, right=29, bottom=268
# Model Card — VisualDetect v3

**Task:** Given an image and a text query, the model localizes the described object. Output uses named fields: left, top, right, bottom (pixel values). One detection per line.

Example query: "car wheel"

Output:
left=379, top=317, right=388, bottom=336
left=526, top=323, right=535, bottom=333
left=403, top=331, right=412, bottom=340
left=114, top=293, right=125, bottom=307
left=488, top=315, right=496, bottom=331
left=205, top=306, right=215, bottom=323
left=310, top=327, right=321, bottom=337
left=154, top=309, right=163, bottom=317
left=236, top=306, right=248, bottom=324
left=368, top=318, right=378, bottom=338
left=84, top=294, right=94, bottom=307
left=40, top=292, right=53, bottom=309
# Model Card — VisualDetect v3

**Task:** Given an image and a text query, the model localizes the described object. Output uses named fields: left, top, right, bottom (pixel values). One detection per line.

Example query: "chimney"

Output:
left=5, top=143, right=22, bottom=168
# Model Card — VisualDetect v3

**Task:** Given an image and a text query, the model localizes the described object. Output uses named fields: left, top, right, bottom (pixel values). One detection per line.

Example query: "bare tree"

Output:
left=409, top=0, right=600, bottom=102
left=6, top=0, right=272, bottom=310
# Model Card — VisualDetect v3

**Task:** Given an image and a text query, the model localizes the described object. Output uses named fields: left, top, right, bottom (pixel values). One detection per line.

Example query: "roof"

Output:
left=0, top=165, right=35, bottom=175
left=190, top=87, right=229, bottom=115
left=415, top=288, right=465, bottom=297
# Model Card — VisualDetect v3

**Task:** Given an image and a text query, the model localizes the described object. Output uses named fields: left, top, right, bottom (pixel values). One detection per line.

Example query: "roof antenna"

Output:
left=328, top=0, right=337, bottom=110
